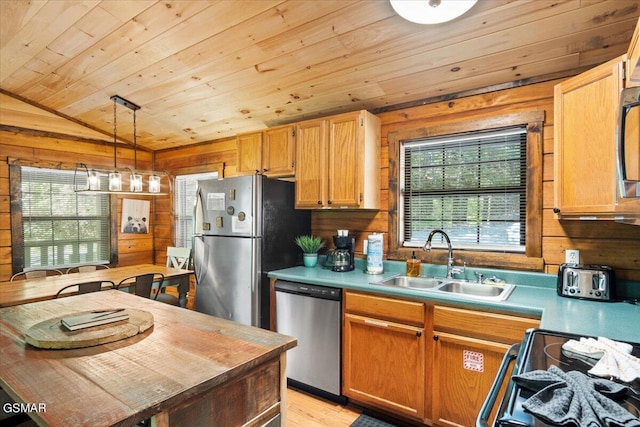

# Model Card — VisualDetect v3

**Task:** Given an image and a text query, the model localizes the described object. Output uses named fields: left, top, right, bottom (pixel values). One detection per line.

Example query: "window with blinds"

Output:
left=174, top=171, right=217, bottom=248
left=401, top=127, right=527, bottom=252
left=21, top=166, right=111, bottom=267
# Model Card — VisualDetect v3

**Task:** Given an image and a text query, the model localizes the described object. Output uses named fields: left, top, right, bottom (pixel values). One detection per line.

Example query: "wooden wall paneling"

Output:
left=2, top=78, right=639, bottom=284
left=543, top=236, right=640, bottom=277
left=0, top=136, right=156, bottom=280
left=312, top=211, right=389, bottom=255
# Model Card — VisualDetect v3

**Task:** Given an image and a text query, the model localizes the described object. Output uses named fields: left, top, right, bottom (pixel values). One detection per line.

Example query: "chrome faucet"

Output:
left=423, top=229, right=464, bottom=279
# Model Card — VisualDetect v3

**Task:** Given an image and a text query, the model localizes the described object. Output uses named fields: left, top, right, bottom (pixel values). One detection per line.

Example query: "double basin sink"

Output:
left=371, top=274, right=516, bottom=302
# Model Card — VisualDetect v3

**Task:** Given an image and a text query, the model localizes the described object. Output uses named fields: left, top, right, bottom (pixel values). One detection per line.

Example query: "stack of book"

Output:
left=61, top=309, right=129, bottom=331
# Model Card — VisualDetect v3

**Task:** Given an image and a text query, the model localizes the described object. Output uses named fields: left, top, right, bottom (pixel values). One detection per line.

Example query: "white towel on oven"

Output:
left=562, top=336, right=640, bottom=383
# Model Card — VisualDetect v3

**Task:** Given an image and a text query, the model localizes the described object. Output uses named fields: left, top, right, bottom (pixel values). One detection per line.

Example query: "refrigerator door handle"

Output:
left=193, top=187, right=203, bottom=237
left=250, top=237, right=261, bottom=326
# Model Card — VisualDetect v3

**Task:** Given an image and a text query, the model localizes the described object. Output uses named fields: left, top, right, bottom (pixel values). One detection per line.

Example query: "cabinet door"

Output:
left=343, top=313, right=425, bottom=420
left=263, top=125, right=295, bottom=177
left=328, top=112, right=363, bottom=207
left=295, top=119, right=327, bottom=208
left=554, top=56, right=639, bottom=217
left=431, top=332, right=509, bottom=427
left=236, top=132, right=262, bottom=175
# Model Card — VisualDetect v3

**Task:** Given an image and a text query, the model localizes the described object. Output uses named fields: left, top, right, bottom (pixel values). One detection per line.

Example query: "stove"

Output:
left=478, top=329, right=640, bottom=427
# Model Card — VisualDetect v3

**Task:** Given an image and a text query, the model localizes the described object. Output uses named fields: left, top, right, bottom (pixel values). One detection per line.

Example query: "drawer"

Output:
left=433, top=305, right=539, bottom=344
left=344, top=291, right=425, bottom=326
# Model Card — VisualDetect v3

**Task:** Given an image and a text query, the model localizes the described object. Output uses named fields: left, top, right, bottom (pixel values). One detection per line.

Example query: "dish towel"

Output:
left=512, top=365, right=640, bottom=427
left=562, top=337, right=640, bottom=383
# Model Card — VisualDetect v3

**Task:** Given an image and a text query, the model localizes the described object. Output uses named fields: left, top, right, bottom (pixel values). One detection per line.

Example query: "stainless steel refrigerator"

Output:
left=193, top=175, right=310, bottom=328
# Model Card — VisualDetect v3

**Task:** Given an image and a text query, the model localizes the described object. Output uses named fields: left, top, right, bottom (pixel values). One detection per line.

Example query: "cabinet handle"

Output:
left=553, top=208, right=560, bottom=214
left=328, top=200, right=332, bottom=204
left=263, top=168, right=268, bottom=172
left=317, top=200, right=322, bottom=205
left=433, top=335, right=439, bottom=341
left=364, top=319, right=388, bottom=328
left=416, top=331, right=422, bottom=337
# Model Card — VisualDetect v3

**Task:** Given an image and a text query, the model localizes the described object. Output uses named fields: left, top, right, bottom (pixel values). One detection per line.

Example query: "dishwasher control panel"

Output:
left=274, top=281, right=342, bottom=301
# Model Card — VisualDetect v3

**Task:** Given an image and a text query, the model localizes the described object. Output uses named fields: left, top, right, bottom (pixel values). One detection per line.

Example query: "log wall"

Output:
left=2, top=79, right=639, bottom=284
left=0, top=132, right=158, bottom=280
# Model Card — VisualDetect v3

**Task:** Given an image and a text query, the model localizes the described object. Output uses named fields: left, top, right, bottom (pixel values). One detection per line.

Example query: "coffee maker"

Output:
left=332, top=235, right=355, bottom=272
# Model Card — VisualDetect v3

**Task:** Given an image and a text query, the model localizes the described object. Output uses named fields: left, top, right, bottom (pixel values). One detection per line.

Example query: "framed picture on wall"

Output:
left=121, top=199, right=150, bottom=234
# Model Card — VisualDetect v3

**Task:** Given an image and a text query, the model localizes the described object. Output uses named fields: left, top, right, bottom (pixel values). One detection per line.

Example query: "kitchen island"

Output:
left=0, top=290, right=296, bottom=426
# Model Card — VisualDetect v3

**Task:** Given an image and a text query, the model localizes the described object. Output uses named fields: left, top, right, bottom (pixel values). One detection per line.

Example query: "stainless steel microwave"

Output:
left=617, top=85, right=640, bottom=198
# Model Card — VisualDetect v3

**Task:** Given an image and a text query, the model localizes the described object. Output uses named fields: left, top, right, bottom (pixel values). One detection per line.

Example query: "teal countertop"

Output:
left=268, top=259, right=640, bottom=343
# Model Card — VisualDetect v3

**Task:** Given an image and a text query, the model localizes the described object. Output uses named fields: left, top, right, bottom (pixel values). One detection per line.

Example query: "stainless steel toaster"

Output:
left=557, top=263, right=616, bottom=301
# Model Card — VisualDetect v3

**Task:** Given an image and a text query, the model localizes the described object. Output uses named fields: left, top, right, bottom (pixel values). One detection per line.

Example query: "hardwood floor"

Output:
left=286, top=387, right=361, bottom=427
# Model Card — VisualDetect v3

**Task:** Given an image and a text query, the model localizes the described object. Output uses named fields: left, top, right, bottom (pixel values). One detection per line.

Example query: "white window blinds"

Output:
left=21, top=166, right=111, bottom=267
left=174, top=172, right=217, bottom=248
left=401, top=127, right=527, bottom=252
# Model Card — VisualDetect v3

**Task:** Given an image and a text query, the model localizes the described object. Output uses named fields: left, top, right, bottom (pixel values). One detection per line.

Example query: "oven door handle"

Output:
left=476, top=343, right=520, bottom=427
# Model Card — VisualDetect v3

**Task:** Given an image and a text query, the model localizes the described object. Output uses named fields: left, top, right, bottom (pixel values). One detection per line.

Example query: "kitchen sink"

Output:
left=372, top=275, right=515, bottom=302
left=377, top=276, right=444, bottom=289
left=437, top=281, right=515, bottom=301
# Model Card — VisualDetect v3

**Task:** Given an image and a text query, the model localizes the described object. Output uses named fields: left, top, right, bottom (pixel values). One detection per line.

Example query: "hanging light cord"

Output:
left=133, top=109, right=137, bottom=170
left=113, top=99, right=117, bottom=169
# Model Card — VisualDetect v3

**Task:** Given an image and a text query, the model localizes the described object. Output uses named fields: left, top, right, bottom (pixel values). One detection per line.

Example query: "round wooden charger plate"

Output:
left=25, top=309, right=154, bottom=349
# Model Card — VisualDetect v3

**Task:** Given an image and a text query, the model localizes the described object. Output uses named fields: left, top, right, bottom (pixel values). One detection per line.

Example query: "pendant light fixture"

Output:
left=390, top=0, right=477, bottom=25
left=74, top=95, right=171, bottom=195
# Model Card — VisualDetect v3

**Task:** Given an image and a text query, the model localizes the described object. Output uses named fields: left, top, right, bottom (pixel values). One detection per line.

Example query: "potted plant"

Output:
left=295, top=235, right=325, bottom=268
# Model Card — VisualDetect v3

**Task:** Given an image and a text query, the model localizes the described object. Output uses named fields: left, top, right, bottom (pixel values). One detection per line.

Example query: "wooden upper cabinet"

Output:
left=236, top=125, right=295, bottom=177
left=295, top=110, right=380, bottom=209
left=262, top=125, right=295, bottom=177
left=236, top=131, right=262, bottom=175
left=295, top=119, right=327, bottom=208
left=554, top=55, right=640, bottom=219
left=627, top=18, right=640, bottom=88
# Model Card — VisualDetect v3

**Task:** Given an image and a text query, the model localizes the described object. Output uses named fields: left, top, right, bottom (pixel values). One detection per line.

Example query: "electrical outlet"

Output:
left=565, top=249, right=580, bottom=264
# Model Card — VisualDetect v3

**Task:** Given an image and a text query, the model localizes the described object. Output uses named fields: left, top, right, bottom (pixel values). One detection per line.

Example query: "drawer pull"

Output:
left=364, top=319, right=388, bottom=328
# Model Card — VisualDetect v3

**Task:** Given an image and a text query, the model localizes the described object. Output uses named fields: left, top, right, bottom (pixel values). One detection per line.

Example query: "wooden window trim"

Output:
left=387, top=111, right=545, bottom=271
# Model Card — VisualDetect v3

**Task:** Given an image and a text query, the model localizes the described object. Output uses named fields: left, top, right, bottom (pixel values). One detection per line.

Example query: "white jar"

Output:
left=366, top=233, right=384, bottom=274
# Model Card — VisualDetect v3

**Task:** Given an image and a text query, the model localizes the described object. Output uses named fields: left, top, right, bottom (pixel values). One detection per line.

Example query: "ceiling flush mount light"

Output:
left=390, top=0, right=477, bottom=25
left=74, top=95, right=171, bottom=196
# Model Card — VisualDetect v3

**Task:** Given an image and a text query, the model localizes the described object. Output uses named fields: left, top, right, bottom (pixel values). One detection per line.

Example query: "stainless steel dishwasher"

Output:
left=274, top=280, right=344, bottom=402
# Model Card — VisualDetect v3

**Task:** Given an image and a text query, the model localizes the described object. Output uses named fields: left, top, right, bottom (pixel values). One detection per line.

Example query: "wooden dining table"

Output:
left=0, top=264, right=193, bottom=308
left=0, top=290, right=295, bottom=426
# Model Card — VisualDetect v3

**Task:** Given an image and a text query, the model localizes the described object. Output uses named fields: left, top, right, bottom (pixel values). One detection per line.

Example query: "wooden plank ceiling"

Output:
left=1, top=0, right=639, bottom=151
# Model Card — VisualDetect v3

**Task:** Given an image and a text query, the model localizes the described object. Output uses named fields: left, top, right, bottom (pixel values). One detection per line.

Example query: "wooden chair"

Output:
left=10, top=269, right=63, bottom=281
left=116, top=273, right=165, bottom=300
left=66, top=264, right=110, bottom=274
left=156, top=247, right=192, bottom=306
left=54, top=280, right=115, bottom=298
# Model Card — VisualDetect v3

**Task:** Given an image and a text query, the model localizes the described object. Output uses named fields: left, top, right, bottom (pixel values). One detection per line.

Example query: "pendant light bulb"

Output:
left=88, top=171, right=100, bottom=191
left=130, top=173, right=143, bottom=192
left=109, top=172, right=122, bottom=191
left=148, top=175, right=161, bottom=193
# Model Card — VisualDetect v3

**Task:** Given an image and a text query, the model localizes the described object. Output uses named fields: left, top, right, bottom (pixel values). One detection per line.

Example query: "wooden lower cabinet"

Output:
left=343, top=292, right=426, bottom=421
left=431, top=333, right=509, bottom=427
left=342, top=293, right=540, bottom=427
left=431, top=306, right=540, bottom=427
